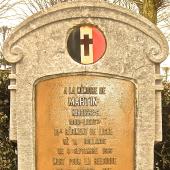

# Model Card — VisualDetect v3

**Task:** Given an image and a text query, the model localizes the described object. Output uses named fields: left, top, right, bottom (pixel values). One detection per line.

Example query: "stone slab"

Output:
left=36, top=75, right=135, bottom=170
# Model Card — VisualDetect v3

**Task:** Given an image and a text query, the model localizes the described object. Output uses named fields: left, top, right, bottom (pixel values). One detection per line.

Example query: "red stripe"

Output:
left=92, top=27, right=106, bottom=63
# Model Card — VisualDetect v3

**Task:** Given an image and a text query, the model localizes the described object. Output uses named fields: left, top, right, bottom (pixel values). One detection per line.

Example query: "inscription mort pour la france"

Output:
left=52, top=85, right=117, bottom=169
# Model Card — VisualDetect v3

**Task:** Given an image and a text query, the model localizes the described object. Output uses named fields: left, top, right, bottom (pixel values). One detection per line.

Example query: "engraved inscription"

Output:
left=36, top=75, right=135, bottom=170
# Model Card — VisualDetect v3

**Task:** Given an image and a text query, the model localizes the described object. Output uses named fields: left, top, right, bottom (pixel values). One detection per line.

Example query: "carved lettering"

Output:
left=69, top=158, right=81, bottom=165
left=65, top=127, right=88, bottom=135
left=68, top=97, right=97, bottom=106
left=69, top=119, right=101, bottom=125
left=94, top=157, right=117, bottom=165
left=99, top=128, right=113, bottom=135
left=53, top=158, right=65, bottom=165
left=72, top=109, right=100, bottom=117
left=84, top=138, right=106, bottom=145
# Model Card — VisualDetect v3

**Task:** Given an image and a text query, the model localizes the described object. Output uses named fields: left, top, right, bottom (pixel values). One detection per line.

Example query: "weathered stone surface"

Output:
left=3, top=1, right=169, bottom=170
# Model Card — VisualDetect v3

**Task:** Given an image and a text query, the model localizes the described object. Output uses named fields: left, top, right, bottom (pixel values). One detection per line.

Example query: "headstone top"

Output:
left=3, top=1, right=169, bottom=64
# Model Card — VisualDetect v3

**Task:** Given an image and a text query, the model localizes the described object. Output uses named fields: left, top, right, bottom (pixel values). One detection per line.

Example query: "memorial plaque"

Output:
left=35, top=74, right=135, bottom=170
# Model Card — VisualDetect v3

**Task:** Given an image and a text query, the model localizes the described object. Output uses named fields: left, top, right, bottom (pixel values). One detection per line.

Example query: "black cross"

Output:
left=80, top=34, right=93, bottom=56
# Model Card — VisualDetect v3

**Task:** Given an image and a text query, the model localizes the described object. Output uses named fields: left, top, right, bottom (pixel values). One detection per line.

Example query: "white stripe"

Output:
left=81, top=44, right=93, bottom=64
left=80, top=26, right=93, bottom=64
left=80, top=26, right=92, bottom=39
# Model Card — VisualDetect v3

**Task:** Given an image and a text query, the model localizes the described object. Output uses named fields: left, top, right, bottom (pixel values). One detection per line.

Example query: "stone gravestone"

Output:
left=3, top=1, right=169, bottom=170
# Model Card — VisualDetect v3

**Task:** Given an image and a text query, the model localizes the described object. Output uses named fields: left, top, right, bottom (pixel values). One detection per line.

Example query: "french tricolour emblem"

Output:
left=67, top=25, right=106, bottom=65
